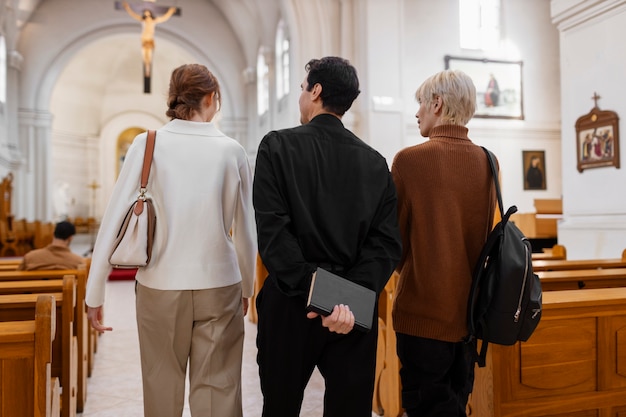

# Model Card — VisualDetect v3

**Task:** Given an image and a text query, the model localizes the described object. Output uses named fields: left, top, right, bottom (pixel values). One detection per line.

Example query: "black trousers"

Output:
left=396, top=333, right=474, bottom=417
left=256, top=278, right=378, bottom=417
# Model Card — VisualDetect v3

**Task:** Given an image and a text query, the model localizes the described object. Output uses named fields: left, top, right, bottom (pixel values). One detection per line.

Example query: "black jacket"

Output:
left=253, top=114, right=402, bottom=299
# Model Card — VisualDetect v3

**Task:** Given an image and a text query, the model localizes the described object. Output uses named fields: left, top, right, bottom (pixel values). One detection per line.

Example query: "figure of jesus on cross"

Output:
left=116, top=0, right=180, bottom=93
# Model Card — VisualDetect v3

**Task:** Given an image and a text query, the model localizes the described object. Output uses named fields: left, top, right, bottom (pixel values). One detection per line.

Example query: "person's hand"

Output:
left=307, top=304, right=355, bottom=334
left=242, top=297, right=249, bottom=316
left=88, top=306, right=113, bottom=333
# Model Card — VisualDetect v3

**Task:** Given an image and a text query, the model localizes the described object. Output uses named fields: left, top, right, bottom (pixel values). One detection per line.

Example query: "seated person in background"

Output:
left=18, top=221, right=86, bottom=270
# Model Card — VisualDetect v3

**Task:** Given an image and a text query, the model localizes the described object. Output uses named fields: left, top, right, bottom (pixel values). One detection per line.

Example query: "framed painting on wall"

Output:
left=575, top=102, right=620, bottom=172
left=444, top=55, right=524, bottom=120
left=523, top=150, right=546, bottom=190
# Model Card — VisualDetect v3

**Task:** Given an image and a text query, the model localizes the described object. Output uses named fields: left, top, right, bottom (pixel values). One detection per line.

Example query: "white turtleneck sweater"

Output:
left=85, top=118, right=257, bottom=307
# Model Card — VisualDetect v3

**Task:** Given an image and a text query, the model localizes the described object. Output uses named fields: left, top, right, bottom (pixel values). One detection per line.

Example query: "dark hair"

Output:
left=305, top=56, right=360, bottom=115
left=54, top=221, right=76, bottom=240
left=166, top=64, right=222, bottom=120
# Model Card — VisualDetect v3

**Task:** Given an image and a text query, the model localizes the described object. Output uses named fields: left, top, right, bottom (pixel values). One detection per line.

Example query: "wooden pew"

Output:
left=538, top=267, right=626, bottom=291
left=372, top=250, right=626, bottom=417
left=0, top=269, right=89, bottom=413
left=372, top=271, right=403, bottom=417
left=0, top=265, right=95, bottom=381
left=0, top=220, right=18, bottom=257
left=532, top=249, right=626, bottom=271
left=33, top=221, right=55, bottom=249
left=248, top=254, right=267, bottom=324
left=531, top=244, right=566, bottom=261
left=0, top=277, right=77, bottom=417
left=0, top=257, right=22, bottom=267
left=0, top=294, right=59, bottom=417
left=0, top=279, right=65, bottom=294
left=12, top=218, right=35, bottom=255
left=470, top=287, right=626, bottom=416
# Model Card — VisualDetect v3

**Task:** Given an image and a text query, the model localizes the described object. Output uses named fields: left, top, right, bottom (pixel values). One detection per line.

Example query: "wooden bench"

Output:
left=371, top=250, right=626, bottom=416
left=0, top=265, right=96, bottom=377
left=248, top=254, right=267, bottom=324
left=531, top=244, right=566, bottom=261
left=470, top=287, right=626, bottom=416
left=0, top=270, right=90, bottom=413
left=0, top=279, right=66, bottom=294
left=538, top=267, right=626, bottom=291
left=0, top=294, right=59, bottom=417
left=0, top=256, right=22, bottom=267
left=0, top=268, right=92, bottom=410
left=372, top=271, right=402, bottom=417
left=532, top=249, right=626, bottom=271
left=0, top=277, right=77, bottom=417
left=33, top=221, right=55, bottom=249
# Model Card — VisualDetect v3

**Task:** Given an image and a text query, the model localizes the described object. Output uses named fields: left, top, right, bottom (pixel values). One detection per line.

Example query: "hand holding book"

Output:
left=306, top=303, right=355, bottom=334
left=306, top=267, right=376, bottom=332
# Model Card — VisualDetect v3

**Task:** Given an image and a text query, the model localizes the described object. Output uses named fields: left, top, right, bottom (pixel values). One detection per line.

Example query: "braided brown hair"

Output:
left=166, top=64, right=221, bottom=120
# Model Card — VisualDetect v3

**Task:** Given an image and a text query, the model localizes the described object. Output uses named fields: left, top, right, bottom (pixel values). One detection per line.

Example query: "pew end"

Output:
left=0, top=294, right=57, bottom=417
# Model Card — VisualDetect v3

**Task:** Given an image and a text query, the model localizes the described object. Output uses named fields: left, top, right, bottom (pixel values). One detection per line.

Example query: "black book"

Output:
left=306, top=267, right=376, bottom=332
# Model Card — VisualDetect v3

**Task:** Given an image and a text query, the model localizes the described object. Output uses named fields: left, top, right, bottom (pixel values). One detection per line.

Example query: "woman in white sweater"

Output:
left=85, top=63, right=257, bottom=417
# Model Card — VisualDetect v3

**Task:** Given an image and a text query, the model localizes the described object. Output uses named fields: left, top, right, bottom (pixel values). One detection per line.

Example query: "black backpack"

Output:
left=467, top=147, right=543, bottom=367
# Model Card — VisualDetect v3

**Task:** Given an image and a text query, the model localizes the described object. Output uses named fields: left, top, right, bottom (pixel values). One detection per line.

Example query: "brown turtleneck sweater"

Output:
left=391, top=124, right=496, bottom=342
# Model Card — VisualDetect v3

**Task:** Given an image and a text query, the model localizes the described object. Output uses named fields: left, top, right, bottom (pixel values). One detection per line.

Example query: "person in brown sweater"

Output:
left=391, top=69, right=496, bottom=417
left=18, top=221, right=85, bottom=270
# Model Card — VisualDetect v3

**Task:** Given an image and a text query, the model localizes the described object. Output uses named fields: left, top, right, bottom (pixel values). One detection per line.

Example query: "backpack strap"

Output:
left=481, top=146, right=505, bottom=220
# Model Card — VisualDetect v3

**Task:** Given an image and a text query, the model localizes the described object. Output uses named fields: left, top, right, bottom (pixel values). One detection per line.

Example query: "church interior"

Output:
left=1, top=0, right=626, bottom=416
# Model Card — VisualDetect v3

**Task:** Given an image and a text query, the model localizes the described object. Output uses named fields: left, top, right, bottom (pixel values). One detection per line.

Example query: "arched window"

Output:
left=0, top=35, right=6, bottom=108
left=257, top=49, right=269, bottom=116
left=459, top=0, right=501, bottom=51
left=275, top=20, right=290, bottom=101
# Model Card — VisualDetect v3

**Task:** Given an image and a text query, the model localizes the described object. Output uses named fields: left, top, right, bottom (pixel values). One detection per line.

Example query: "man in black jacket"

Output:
left=253, top=56, right=402, bottom=417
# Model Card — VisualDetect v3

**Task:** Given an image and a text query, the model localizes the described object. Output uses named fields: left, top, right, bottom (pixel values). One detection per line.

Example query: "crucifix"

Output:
left=115, top=0, right=181, bottom=93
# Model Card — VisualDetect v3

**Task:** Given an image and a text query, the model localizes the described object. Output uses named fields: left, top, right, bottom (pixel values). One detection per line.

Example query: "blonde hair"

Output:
left=415, top=69, right=476, bottom=126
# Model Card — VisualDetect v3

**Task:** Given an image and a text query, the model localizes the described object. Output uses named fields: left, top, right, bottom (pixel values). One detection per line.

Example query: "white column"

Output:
left=352, top=0, right=405, bottom=164
left=242, top=66, right=259, bottom=155
left=17, top=109, right=53, bottom=221
left=219, top=117, right=248, bottom=148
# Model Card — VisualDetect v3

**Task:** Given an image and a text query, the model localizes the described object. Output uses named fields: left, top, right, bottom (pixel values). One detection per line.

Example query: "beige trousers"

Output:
left=135, top=282, right=244, bottom=417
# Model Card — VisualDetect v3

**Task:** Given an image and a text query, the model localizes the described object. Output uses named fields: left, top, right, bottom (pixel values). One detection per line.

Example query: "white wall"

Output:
left=552, top=0, right=626, bottom=258
left=5, top=0, right=565, bottom=226
left=400, top=0, right=562, bottom=213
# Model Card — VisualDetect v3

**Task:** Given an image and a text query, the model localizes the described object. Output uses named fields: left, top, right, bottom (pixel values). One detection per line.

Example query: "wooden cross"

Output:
left=592, top=92, right=601, bottom=108
left=115, top=1, right=181, bottom=93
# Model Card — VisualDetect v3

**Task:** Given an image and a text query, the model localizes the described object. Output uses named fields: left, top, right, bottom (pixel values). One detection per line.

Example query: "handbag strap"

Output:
left=133, top=130, right=156, bottom=216
left=141, top=130, right=156, bottom=189
left=481, top=146, right=504, bottom=220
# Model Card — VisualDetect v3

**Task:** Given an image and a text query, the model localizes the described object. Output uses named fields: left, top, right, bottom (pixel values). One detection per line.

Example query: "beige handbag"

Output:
left=109, top=130, right=157, bottom=268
